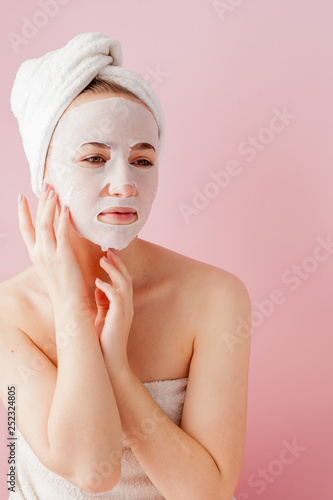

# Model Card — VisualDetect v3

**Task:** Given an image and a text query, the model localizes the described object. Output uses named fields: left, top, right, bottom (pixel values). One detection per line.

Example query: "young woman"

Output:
left=1, top=32, right=250, bottom=499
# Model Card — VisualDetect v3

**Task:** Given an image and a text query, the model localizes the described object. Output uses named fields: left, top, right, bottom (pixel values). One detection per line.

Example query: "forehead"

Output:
left=64, top=91, right=153, bottom=114
left=50, top=96, right=159, bottom=151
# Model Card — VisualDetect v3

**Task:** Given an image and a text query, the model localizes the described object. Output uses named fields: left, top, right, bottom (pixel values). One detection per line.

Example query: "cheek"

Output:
left=47, top=161, right=98, bottom=204
left=134, top=169, right=159, bottom=202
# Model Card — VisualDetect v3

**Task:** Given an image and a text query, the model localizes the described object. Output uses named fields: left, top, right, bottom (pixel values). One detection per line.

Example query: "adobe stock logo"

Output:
left=143, top=65, right=170, bottom=90
left=179, top=106, right=296, bottom=224
left=222, top=234, right=333, bottom=353
left=8, top=0, right=72, bottom=53
left=213, top=0, right=246, bottom=22
left=237, top=439, right=307, bottom=499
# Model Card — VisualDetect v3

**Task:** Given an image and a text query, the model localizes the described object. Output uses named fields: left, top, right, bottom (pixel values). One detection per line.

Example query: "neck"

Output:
left=71, top=232, right=150, bottom=295
left=45, top=219, right=152, bottom=316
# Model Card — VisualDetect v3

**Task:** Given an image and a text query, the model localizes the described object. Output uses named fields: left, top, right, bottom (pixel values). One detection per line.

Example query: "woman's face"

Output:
left=44, top=92, right=160, bottom=251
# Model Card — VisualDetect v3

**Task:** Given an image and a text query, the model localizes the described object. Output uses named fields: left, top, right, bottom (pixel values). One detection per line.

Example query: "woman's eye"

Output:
left=133, top=158, right=153, bottom=168
left=82, top=156, right=106, bottom=165
left=79, top=156, right=153, bottom=168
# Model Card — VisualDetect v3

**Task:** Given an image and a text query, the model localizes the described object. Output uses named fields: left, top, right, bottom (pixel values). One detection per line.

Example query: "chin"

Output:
left=70, top=218, right=144, bottom=252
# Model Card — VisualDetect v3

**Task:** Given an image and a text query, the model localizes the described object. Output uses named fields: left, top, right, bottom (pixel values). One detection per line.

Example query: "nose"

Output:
left=107, top=182, right=138, bottom=197
left=100, top=152, right=139, bottom=198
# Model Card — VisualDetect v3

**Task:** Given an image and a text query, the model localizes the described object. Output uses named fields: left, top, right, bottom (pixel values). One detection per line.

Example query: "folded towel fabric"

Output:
left=10, top=32, right=166, bottom=197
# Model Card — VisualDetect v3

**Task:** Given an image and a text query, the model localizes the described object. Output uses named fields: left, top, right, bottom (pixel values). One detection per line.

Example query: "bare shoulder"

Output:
left=0, top=267, right=37, bottom=330
left=149, top=240, right=250, bottom=306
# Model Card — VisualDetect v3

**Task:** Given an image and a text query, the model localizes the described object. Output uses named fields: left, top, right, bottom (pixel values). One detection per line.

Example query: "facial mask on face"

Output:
left=46, top=97, right=160, bottom=251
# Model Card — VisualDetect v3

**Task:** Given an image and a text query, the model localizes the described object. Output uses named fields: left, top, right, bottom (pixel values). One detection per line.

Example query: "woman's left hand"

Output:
left=94, top=248, right=134, bottom=374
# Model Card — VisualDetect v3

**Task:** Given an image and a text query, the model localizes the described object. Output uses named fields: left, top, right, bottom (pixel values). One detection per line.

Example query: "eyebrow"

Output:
left=130, top=142, right=156, bottom=153
left=79, top=142, right=111, bottom=150
left=78, top=141, right=156, bottom=152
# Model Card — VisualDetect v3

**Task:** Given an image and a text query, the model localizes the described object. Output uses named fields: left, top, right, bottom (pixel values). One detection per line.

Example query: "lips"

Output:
left=99, top=207, right=137, bottom=215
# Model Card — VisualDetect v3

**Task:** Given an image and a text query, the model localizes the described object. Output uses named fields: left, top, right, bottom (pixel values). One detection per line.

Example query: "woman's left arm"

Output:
left=96, top=252, right=251, bottom=500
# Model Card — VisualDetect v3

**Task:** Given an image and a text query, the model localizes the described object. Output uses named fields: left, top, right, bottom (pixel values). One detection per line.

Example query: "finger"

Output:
left=94, top=288, right=109, bottom=339
left=18, top=195, right=36, bottom=252
left=107, top=248, right=133, bottom=282
left=96, top=276, right=133, bottom=319
left=36, top=181, right=52, bottom=225
left=35, top=189, right=58, bottom=248
left=56, top=205, right=71, bottom=250
left=95, top=286, right=110, bottom=310
left=55, top=198, right=61, bottom=218
left=95, top=278, right=121, bottom=305
left=94, top=286, right=109, bottom=324
left=99, top=257, right=132, bottom=292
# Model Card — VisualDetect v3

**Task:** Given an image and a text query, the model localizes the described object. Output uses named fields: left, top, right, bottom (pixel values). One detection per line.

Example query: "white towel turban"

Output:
left=10, top=32, right=166, bottom=197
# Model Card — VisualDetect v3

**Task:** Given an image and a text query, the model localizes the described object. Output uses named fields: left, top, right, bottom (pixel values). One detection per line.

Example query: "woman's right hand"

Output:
left=18, top=182, right=89, bottom=309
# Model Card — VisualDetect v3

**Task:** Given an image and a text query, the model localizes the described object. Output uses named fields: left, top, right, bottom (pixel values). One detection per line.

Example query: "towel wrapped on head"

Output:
left=10, top=32, right=166, bottom=197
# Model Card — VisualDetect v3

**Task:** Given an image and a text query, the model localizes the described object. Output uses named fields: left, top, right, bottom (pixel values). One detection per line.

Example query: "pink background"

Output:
left=1, top=0, right=332, bottom=498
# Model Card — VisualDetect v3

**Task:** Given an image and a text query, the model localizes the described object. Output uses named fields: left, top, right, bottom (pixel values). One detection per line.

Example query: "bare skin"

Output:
left=0, top=238, right=198, bottom=383
left=0, top=91, right=251, bottom=498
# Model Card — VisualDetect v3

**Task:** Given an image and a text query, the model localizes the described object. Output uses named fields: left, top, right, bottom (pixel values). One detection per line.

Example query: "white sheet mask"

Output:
left=46, top=97, right=160, bottom=251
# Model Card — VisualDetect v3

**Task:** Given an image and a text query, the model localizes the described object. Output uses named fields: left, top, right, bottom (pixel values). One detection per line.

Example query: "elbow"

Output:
left=45, top=439, right=123, bottom=493
left=213, top=484, right=237, bottom=500
left=66, top=465, right=122, bottom=494
left=186, top=474, right=237, bottom=500
left=217, top=473, right=240, bottom=500
left=47, top=451, right=122, bottom=494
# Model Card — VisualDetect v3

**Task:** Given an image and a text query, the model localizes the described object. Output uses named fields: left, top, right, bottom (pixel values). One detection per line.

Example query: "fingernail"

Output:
left=61, top=204, right=67, bottom=213
left=96, top=278, right=103, bottom=283
left=103, top=256, right=110, bottom=263
left=111, top=248, right=117, bottom=254
left=48, top=190, right=55, bottom=199
left=42, top=181, right=48, bottom=192
left=18, top=194, right=22, bottom=205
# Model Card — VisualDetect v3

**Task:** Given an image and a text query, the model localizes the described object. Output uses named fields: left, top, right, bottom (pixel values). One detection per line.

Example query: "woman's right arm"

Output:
left=0, top=187, right=123, bottom=493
